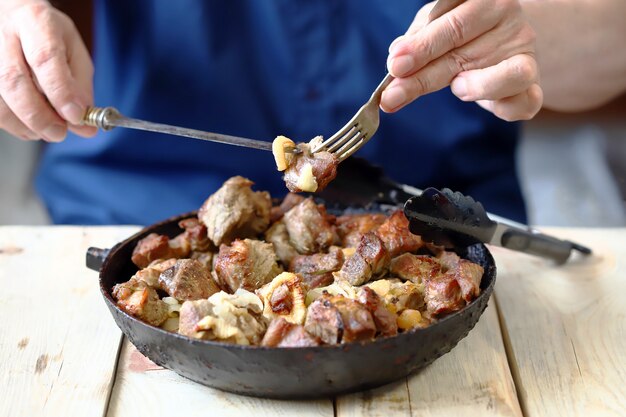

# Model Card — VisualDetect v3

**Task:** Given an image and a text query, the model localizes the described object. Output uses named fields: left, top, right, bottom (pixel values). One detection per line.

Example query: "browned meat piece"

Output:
left=198, top=176, right=271, bottom=246
left=213, top=239, right=282, bottom=293
left=289, top=246, right=344, bottom=289
left=178, top=218, right=212, bottom=252
left=135, top=258, right=177, bottom=287
left=112, top=277, right=168, bottom=326
left=376, top=211, right=423, bottom=258
left=190, top=251, right=213, bottom=270
left=283, top=198, right=336, bottom=254
left=331, top=295, right=377, bottom=343
left=283, top=143, right=338, bottom=193
left=357, top=287, right=397, bottom=337
left=178, top=299, right=213, bottom=339
left=336, top=232, right=390, bottom=286
left=264, top=220, right=299, bottom=266
left=437, top=250, right=461, bottom=270
left=131, top=233, right=189, bottom=269
left=336, top=213, right=387, bottom=248
left=261, top=318, right=321, bottom=347
left=305, top=294, right=376, bottom=344
left=448, top=259, right=483, bottom=301
left=424, top=274, right=464, bottom=316
left=270, top=193, right=306, bottom=223
left=304, top=295, right=344, bottom=344
left=389, top=253, right=442, bottom=284
left=158, top=259, right=220, bottom=301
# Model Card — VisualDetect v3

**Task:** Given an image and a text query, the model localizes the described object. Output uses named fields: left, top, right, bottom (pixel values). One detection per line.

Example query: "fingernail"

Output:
left=388, top=36, right=405, bottom=53
left=381, top=86, right=408, bottom=111
left=452, top=77, right=468, bottom=99
left=42, top=125, right=67, bottom=142
left=61, top=102, right=85, bottom=125
left=389, top=55, right=415, bottom=77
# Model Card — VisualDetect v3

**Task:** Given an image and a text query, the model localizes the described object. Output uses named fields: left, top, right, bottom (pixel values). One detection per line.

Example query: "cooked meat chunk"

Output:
left=330, top=295, right=377, bottom=343
left=261, top=318, right=321, bottom=347
left=135, top=258, right=177, bottom=287
left=336, top=213, right=387, bottom=248
left=437, top=250, right=461, bottom=270
left=256, top=272, right=307, bottom=324
left=283, top=198, right=336, bottom=254
left=389, top=253, right=442, bottom=284
left=131, top=233, right=189, bottom=269
left=336, top=232, right=390, bottom=286
left=264, top=220, right=299, bottom=266
left=197, top=290, right=267, bottom=345
left=158, top=259, right=219, bottom=301
left=376, top=211, right=423, bottom=258
left=190, top=251, right=213, bottom=270
left=304, top=295, right=344, bottom=344
left=214, top=239, right=282, bottom=293
left=178, top=218, right=212, bottom=252
left=178, top=299, right=214, bottom=338
left=198, top=176, right=271, bottom=246
left=424, top=251, right=483, bottom=314
left=357, top=287, right=397, bottom=337
left=425, top=274, right=464, bottom=315
left=270, top=193, right=306, bottom=223
left=305, top=294, right=376, bottom=344
left=112, top=278, right=168, bottom=326
left=289, top=246, right=344, bottom=289
left=447, top=259, right=483, bottom=301
left=283, top=142, right=338, bottom=193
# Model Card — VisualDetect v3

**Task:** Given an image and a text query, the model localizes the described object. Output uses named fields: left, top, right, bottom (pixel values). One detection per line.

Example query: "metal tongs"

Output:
left=403, top=188, right=592, bottom=264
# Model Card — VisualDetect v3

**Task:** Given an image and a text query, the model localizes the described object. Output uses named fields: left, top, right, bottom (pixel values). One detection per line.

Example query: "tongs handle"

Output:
left=499, top=228, right=592, bottom=264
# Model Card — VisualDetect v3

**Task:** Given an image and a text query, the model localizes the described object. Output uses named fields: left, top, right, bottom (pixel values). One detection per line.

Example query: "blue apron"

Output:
left=36, top=0, right=525, bottom=225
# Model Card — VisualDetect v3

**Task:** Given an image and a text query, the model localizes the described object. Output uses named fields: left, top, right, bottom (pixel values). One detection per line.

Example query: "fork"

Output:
left=311, top=0, right=465, bottom=162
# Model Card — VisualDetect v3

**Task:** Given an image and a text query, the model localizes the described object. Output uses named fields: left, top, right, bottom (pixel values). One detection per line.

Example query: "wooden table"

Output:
left=1, top=226, right=624, bottom=416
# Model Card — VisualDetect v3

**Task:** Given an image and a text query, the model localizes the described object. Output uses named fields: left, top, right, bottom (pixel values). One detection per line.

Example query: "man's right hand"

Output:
left=0, top=1, right=96, bottom=142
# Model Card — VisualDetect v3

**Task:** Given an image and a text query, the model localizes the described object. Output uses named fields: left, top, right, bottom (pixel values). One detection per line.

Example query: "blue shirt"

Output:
left=36, top=0, right=526, bottom=225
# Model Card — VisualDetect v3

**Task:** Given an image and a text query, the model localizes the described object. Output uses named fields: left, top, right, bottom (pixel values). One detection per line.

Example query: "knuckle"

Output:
left=409, top=75, right=430, bottom=96
left=0, top=66, right=25, bottom=92
left=448, top=50, right=472, bottom=73
left=29, top=45, right=64, bottom=70
left=444, top=13, right=467, bottom=47
left=512, top=58, right=536, bottom=82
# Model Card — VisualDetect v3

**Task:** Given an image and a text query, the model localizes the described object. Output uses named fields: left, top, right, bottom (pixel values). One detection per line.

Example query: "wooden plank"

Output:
left=337, top=302, right=523, bottom=417
left=494, top=228, right=626, bottom=417
left=0, top=226, right=138, bottom=417
left=107, top=340, right=334, bottom=417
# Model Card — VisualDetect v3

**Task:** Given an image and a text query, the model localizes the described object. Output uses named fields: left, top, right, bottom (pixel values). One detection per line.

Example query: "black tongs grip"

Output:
left=403, top=187, right=592, bottom=264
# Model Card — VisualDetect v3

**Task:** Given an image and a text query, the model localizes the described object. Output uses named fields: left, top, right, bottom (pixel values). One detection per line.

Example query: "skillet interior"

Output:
left=91, top=209, right=496, bottom=399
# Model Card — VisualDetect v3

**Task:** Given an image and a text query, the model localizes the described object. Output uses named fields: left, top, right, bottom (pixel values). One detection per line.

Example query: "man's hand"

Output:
left=0, top=1, right=96, bottom=141
left=381, top=0, right=543, bottom=122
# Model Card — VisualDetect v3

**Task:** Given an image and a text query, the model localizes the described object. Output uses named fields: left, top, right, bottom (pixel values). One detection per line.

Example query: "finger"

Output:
left=381, top=26, right=535, bottom=112
left=0, top=98, right=38, bottom=140
left=17, top=6, right=89, bottom=125
left=476, top=83, right=543, bottom=121
left=0, top=29, right=67, bottom=142
left=388, top=0, right=503, bottom=77
left=451, top=54, right=538, bottom=101
left=66, top=30, right=96, bottom=137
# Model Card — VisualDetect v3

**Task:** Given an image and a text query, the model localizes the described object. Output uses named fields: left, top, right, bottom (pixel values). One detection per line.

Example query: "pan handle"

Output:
left=86, top=247, right=110, bottom=272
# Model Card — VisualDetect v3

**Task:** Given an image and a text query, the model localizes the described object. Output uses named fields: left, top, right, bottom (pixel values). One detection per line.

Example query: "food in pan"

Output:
left=272, top=136, right=338, bottom=193
left=112, top=176, right=484, bottom=347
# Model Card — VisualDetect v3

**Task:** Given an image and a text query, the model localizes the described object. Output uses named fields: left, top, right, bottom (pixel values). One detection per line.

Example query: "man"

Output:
left=0, top=0, right=624, bottom=224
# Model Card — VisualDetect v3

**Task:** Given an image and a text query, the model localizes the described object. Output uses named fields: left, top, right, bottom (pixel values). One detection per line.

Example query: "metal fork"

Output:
left=311, top=0, right=465, bottom=162
left=310, top=74, right=393, bottom=162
